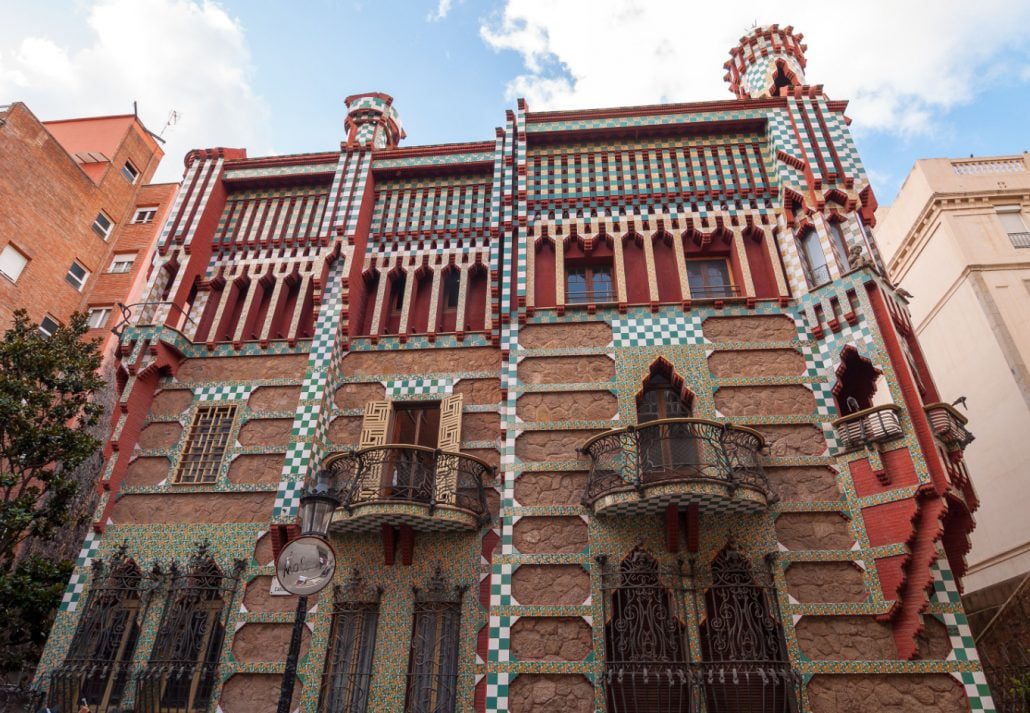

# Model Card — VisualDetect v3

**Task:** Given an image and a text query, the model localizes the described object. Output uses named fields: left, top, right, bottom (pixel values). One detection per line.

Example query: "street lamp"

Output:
left=275, top=468, right=341, bottom=713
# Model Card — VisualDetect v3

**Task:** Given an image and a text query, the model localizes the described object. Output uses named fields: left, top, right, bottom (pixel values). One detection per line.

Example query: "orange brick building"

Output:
left=0, top=102, right=176, bottom=359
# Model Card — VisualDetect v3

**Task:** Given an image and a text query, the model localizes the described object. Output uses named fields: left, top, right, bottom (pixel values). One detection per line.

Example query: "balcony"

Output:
left=328, top=446, right=493, bottom=532
left=580, top=418, right=771, bottom=516
left=832, top=404, right=904, bottom=451
left=925, top=403, right=975, bottom=449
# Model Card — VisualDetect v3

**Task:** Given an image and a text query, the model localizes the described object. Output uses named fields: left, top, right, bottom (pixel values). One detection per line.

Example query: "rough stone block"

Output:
left=512, top=565, right=589, bottom=605
left=807, top=674, right=967, bottom=713
left=248, top=385, right=300, bottom=412
left=785, top=561, right=867, bottom=603
left=707, top=349, right=806, bottom=377
left=765, top=466, right=841, bottom=502
left=752, top=424, right=826, bottom=457
left=149, top=389, right=194, bottom=417
left=452, top=378, right=501, bottom=404
left=515, top=471, right=588, bottom=506
left=243, top=576, right=298, bottom=613
left=219, top=674, right=300, bottom=713
left=519, top=322, right=612, bottom=349
left=334, top=381, right=387, bottom=410
left=508, top=674, right=594, bottom=713
left=177, top=355, right=307, bottom=382
left=703, top=315, right=796, bottom=342
left=714, top=385, right=816, bottom=417
left=124, top=456, right=170, bottom=486
left=511, top=617, right=593, bottom=661
left=776, top=512, right=854, bottom=550
left=513, top=516, right=588, bottom=554
left=227, top=454, right=283, bottom=485
left=238, top=418, right=293, bottom=447
left=516, top=391, right=618, bottom=422
left=518, top=355, right=615, bottom=384
left=136, top=421, right=182, bottom=451
left=515, top=430, right=599, bottom=463
left=232, top=623, right=309, bottom=664
left=796, top=616, right=898, bottom=660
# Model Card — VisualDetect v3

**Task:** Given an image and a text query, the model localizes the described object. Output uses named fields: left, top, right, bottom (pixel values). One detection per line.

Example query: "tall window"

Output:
left=49, top=553, right=147, bottom=713
left=0, top=244, right=28, bottom=282
left=137, top=549, right=241, bottom=713
left=92, top=211, right=114, bottom=240
left=391, top=273, right=407, bottom=314
left=636, top=362, right=695, bottom=483
left=566, top=261, right=614, bottom=303
left=175, top=405, right=236, bottom=484
left=121, top=160, right=140, bottom=184
left=384, top=402, right=441, bottom=503
left=998, top=206, right=1030, bottom=249
left=685, top=258, right=733, bottom=298
left=66, top=260, right=91, bottom=291
left=405, top=568, right=463, bottom=713
left=827, top=220, right=851, bottom=271
left=798, top=228, right=830, bottom=287
left=319, top=573, right=381, bottom=713
left=442, top=270, right=461, bottom=311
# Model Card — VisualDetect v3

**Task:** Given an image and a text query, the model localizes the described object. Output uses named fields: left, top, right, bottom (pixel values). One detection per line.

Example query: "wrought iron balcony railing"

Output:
left=566, top=286, right=617, bottom=304
left=580, top=418, right=771, bottom=516
left=49, top=661, right=136, bottom=713
left=832, top=404, right=904, bottom=451
left=135, top=662, right=221, bottom=713
left=328, top=446, right=493, bottom=532
left=925, top=402, right=975, bottom=449
left=688, top=284, right=741, bottom=299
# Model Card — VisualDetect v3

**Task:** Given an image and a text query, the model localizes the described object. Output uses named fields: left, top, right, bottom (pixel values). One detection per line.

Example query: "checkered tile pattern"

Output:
left=60, top=530, right=101, bottom=612
left=194, top=383, right=252, bottom=402
left=930, top=561, right=997, bottom=712
left=384, top=377, right=455, bottom=399
left=612, top=314, right=705, bottom=348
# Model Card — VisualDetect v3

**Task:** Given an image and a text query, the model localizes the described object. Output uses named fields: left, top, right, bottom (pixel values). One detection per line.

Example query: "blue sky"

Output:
left=2, top=0, right=1028, bottom=202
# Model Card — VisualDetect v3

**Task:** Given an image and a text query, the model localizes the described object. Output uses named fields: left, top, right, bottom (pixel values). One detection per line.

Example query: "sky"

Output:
left=1, top=0, right=1028, bottom=202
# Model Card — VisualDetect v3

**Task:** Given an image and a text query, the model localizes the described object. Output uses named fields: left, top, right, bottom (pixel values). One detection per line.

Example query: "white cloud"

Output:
left=481, top=0, right=1030, bottom=137
left=0, top=0, right=270, bottom=182
left=428, top=0, right=453, bottom=22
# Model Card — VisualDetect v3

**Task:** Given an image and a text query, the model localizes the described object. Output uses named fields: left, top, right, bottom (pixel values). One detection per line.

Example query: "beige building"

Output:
left=876, top=153, right=1030, bottom=662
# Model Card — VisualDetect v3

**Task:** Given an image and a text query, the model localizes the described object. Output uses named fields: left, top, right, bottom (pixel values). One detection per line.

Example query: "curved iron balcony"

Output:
left=580, top=418, right=771, bottom=516
left=832, top=404, right=904, bottom=451
left=329, top=446, right=493, bottom=532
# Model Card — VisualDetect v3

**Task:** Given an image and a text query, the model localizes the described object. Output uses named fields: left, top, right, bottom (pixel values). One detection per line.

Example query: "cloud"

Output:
left=0, top=0, right=270, bottom=182
left=427, top=0, right=453, bottom=22
left=481, top=0, right=1030, bottom=137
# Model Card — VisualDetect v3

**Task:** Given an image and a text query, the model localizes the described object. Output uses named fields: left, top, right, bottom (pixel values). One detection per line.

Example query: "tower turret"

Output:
left=344, top=92, right=405, bottom=149
left=724, top=24, right=808, bottom=99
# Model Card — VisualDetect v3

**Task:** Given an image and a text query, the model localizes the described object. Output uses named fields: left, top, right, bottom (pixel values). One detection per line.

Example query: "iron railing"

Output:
left=598, top=547, right=802, bottom=713
left=925, top=402, right=975, bottom=449
left=1008, top=231, right=1030, bottom=249
left=318, top=571, right=382, bottom=713
left=333, top=445, right=492, bottom=523
left=405, top=567, right=465, bottom=713
left=688, top=284, right=741, bottom=299
left=832, top=404, right=904, bottom=451
left=805, top=263, right=832, bottom=289
left=581, top=418, right=770, bottom=507
left=566, top=286, right=617, bottom=304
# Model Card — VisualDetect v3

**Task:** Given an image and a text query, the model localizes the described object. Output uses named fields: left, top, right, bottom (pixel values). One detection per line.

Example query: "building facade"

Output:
left=876, top=154, right=1030, bottom=675
left=0, top=102, right=175, bottom=360
left=38, top=26, right=999, bottom=713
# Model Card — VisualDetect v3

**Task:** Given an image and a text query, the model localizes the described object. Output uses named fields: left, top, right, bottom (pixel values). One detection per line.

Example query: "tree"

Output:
left=0, top=310, right=105, bottom=671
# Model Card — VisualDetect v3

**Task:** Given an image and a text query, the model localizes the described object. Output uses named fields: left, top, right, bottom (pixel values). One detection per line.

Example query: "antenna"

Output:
left=159, top=110, right=180, bottom=138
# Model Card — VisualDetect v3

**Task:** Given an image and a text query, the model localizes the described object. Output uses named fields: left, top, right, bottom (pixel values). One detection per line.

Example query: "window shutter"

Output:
left=358, top=400, right=392, bottom=500
left=434, top=393, right=463, bottom=504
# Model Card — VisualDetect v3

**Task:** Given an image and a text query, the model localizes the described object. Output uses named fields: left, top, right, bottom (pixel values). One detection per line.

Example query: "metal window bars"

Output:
left=598, top=546, right=802, bottom=713
left=318, top=570, right=383, bottom=713
left=175, top=405, right=237, bottom=485
left=404, top=566, right=466, bottom=713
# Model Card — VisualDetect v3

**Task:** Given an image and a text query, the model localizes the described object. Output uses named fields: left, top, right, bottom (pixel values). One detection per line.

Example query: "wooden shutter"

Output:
left=434, top=394, right=463, bottom=504
left=358, top=400, right=392, bottom=500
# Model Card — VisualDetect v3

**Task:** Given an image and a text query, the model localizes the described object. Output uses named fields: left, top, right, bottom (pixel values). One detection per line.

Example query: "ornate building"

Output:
left=38, top=25, right=997, bottom=713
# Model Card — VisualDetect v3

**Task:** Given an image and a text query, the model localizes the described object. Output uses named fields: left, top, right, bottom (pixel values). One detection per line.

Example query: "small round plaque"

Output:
left=275, top=536, right=336, bottom=596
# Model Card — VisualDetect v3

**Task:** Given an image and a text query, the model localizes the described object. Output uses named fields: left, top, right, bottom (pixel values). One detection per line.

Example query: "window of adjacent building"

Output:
left=0, top=244, right=28, bottom=282
left=319, top=588, right=380, bottom=713
left=92, top=211, right=114, bottom=240
left=686, top=258, right=733, bottom=298
left=798, top=228, right=830, bottom=287
left=998, top=206, right=1030, bottom=248
left=405, top=581, right=462, bottom=713
left=66, top=261, right=90, bottom=291
left=175, top=405, right=236, bottom=484
left=132, top=207, right=157, bottom=224
left=108, top=253, right=136, bottom=273
left=39, top=315, right=60, bottom=337
left=121, top=160, right=140, bottom=184
left=87, top=306, right=112, bottom=329
left=566, top=262, right=614, bottom=303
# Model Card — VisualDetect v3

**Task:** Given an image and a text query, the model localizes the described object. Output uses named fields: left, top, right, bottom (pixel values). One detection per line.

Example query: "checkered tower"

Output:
left=725, top=24, right=808, bottom=99
left=344, top=92, right=406, bottom=149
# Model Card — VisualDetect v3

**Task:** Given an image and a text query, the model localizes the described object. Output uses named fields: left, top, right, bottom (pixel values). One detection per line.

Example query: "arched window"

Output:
left=636, top=361, right=693, bottom=423
left=601, top=548, right=690, bottom=713
left=827, top=219, right=850, bottom=273
left=798, top=228, right=830, bottom=288
left=636, top=361, right=696, bottom=483
left=50, top=553, right=147, bottom=713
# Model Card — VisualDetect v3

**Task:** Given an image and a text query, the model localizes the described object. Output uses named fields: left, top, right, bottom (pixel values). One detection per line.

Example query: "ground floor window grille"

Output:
left=136, top=544, right=244, bottom=713
left=599, top=544, right=801, bottom=713
left=405, top=567, right=464, bottom=713
left=49, top=550, right=155, bottom=713
left=319, top=571, right=382, bottom=713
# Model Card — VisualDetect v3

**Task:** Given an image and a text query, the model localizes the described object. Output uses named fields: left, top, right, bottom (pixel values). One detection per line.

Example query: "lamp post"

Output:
left=275, top=469, right=340, bottom=713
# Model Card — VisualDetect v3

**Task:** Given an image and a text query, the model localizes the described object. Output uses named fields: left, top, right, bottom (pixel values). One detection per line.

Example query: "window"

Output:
left=998, top=206, right=1030, bottom=248
left=391, top=273, right=408, bottom=313
left=686, top=258, right=734, bottom=298
left=565, top=263, right=614, bottom=303
left=636, top=362, right=695, bottom=479
left=39, top=315, right=60, bottom=337
left=387, top=402, right=442, bottom=502
left=108, top=253, right=136, bottom=273
left=48, top=555, right=145, bottom=713
left=132, top=207, right=157, bottom=224
left=92, top=211, right=114, bottom=239
left=87, top=307, right=112, bottom=329
left=442, top=271, right=461, bottom=310
left=175, top=405, right=237, bottom=484
left=121, top=160, right=139, bottom=184
left=0, top=244, right=28, bottom=282
left=319, top=575, right=380, bottom=713
left=405, top=569, right=462, bottom=713
left=798, top=229, right=830, bottom=287
left=66, top=261, right=90, bottom=291
left=827, top=220, right=851, bottom=270
left=137, top=552, right=236, bottom=713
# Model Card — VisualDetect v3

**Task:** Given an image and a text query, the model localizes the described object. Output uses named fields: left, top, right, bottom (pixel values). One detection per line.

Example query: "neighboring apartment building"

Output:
left=876, top=153, right=1030, bottom=671
left=0, top=102, right=176, bottom=361
left=37, top=26, right=1001, bottom=713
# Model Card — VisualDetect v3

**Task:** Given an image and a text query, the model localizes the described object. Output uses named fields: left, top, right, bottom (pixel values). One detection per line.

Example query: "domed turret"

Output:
left=724, top=24, right=808, bottom=99
left=344, top=92, right=405, bottom=149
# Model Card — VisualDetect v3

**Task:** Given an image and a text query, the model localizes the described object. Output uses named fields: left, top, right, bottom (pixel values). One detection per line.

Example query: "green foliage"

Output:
left=0, top=309, right=105, bottom=670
